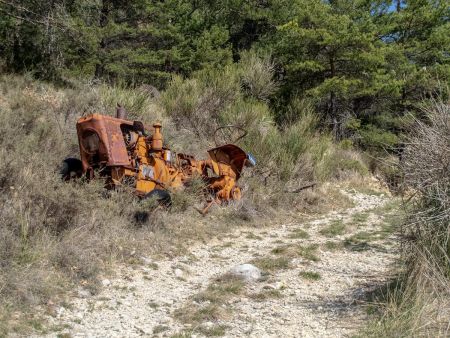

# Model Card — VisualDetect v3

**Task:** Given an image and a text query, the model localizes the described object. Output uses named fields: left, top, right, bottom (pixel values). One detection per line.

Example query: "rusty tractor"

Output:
left=61, top=106, right=256, bottom=213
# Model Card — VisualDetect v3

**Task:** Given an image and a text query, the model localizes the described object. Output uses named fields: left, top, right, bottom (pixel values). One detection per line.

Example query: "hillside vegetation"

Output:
left=361, top=102, right=450, bottom=337
left=1, top=0, right=448, bottom=151
left=0, top=58, right=366, bottom=334
left=0, top=0, right=449, bottom=336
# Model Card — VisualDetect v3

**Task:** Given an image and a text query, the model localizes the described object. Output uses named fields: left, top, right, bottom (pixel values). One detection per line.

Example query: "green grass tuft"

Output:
left=249, top=289, right=283, bottom=301
left=251, top=256, right=291, bottom=272
left=297, top=244, right=320, bottom=262
left=299, top=271, right=321, bottom=281
left=288, top=229, right=310, bottom=239
left=319, top=219, right=346, bottom=237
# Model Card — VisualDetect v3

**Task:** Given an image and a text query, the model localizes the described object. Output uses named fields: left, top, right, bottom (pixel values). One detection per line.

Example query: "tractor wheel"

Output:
left=60, top=158, right=83, bottom=180
left=143, top=189, right=172, bottom=207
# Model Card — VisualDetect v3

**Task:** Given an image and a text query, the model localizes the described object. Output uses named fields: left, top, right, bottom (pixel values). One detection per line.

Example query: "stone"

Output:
left=56, top=307, right=65, bottom=318
left=102, top=279, right=111, bottom=287
left=229, top=264, right=262, bottom=282
left=174, top=268, right=183, bottom=278
left=77, top=288, right=91, bottom=298
left=274, top=281, right=285, bottom=290
left=140, top=256, right=152, bottom=265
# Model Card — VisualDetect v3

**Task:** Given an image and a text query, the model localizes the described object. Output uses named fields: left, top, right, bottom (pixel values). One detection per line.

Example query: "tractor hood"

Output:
left=207, top=144, right=256, bottom=179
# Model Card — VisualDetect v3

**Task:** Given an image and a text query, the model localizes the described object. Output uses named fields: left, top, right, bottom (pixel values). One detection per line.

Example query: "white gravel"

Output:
left=42, top=190, right=398, bottom=338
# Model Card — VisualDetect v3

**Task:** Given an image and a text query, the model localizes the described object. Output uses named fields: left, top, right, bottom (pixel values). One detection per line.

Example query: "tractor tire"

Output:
left=143, top=189, right=172, bottom=207
left=60, top=158, right=83, bottom=180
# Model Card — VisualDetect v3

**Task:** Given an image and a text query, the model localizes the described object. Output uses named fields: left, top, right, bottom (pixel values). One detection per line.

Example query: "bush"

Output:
left=402, top=102, right=450, bottom=271
left=362, top=102, right=450, bottom=337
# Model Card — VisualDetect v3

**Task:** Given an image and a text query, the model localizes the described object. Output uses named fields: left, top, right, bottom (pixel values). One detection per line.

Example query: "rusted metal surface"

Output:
left=72, top=111, right=255, bottom=206
left=76, top=114, right=132, bottom=171
left=116, top=104, right=127, bottom=119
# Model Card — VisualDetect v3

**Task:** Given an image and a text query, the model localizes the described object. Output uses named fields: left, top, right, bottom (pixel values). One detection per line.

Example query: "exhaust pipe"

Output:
left=116, top=103, right=127, bottom=119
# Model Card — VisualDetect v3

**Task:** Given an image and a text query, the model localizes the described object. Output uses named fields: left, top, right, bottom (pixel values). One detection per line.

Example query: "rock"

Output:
left=56, top=306, right=65, bottom=317
left=159, top=317, right=171, bottom=324
left=140, top=256, right=152, bottom=265
left=230, top=264, right=262, bottom=282
left=274, top=281, right=285, bottom=290
left=174, top=268, right=183, bottom=278
left=102, top=279, right=111, bottom=287
left=77, top=288, right=91, bottom=298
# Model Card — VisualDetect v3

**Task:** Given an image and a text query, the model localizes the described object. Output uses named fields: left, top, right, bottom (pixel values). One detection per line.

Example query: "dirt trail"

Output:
left=44, top=190, right=398, bottom=338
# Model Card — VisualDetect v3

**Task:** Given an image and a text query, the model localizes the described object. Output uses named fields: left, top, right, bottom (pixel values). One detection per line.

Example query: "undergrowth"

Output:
left=360, top=102, right=450, bottom=337
left=0, top=56, right=368, bottom=335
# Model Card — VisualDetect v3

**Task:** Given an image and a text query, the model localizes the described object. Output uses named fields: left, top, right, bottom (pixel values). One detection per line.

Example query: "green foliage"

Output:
left=256, top=0, right=449, bottom=149
left=1, top=0, right=448, bottom=152
left=161, top=54, right=338, bottom=183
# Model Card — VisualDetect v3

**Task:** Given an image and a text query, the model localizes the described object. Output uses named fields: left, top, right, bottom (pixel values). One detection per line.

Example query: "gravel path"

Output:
left=44, top=190, right=398, bottom=338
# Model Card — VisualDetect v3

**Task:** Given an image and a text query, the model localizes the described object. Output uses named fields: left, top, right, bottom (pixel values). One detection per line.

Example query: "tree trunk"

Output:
left=95, top=0, right=110, bottom=78
left=329, top=55, right=339, bottom=139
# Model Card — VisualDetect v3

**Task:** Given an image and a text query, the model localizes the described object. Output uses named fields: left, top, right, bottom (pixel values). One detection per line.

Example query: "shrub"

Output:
left=402, top=102, right=450, bottom=271
left=362, top=102, right=450, bottom=337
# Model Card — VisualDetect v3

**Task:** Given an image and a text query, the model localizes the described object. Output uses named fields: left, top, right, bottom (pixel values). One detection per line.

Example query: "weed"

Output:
left=251, top=257, right=291, bottom=272
left=56, top=334, right=72, bottom=338
left=351, top=212, right=369, bottom=226
left=197, top=324, right=228, bottom=337
left=299, top=271, right=321, bottom=281
left=194, top=275, right=244, bottom=304
left=174, top=304, right=225, bottom=324
left=288, top=229, right=310, bottom=239
left=170, top=330, right=193, bottom=338
left=271, top=246, right=289, bottom=255
left=271, top=243, right=319, bottom=261
left=153, top=325, right=169, bottom=334
left=297, top=244, right=320, bottom=262
left=249, top=289, right=283, bottom=301
left=175, top=273, right=244, bottom=330
left=148, top=262, right=159, bottom=270
left=323, top=241, right=344, bottom=251
left=319, top=219, right=346, bottom=237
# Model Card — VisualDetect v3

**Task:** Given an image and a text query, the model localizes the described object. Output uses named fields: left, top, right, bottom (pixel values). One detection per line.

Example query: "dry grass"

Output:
left=0, top=70, right=368, bottom=335
left=360, top=102, right=450, bottom=337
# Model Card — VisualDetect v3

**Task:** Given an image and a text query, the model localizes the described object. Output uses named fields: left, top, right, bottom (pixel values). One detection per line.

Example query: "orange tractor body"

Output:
left=68, top=110, right=255, bottom=207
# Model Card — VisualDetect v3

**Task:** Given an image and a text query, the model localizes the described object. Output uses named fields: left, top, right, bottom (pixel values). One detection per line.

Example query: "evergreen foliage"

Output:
left=0, top=0, right=448, bottom=150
